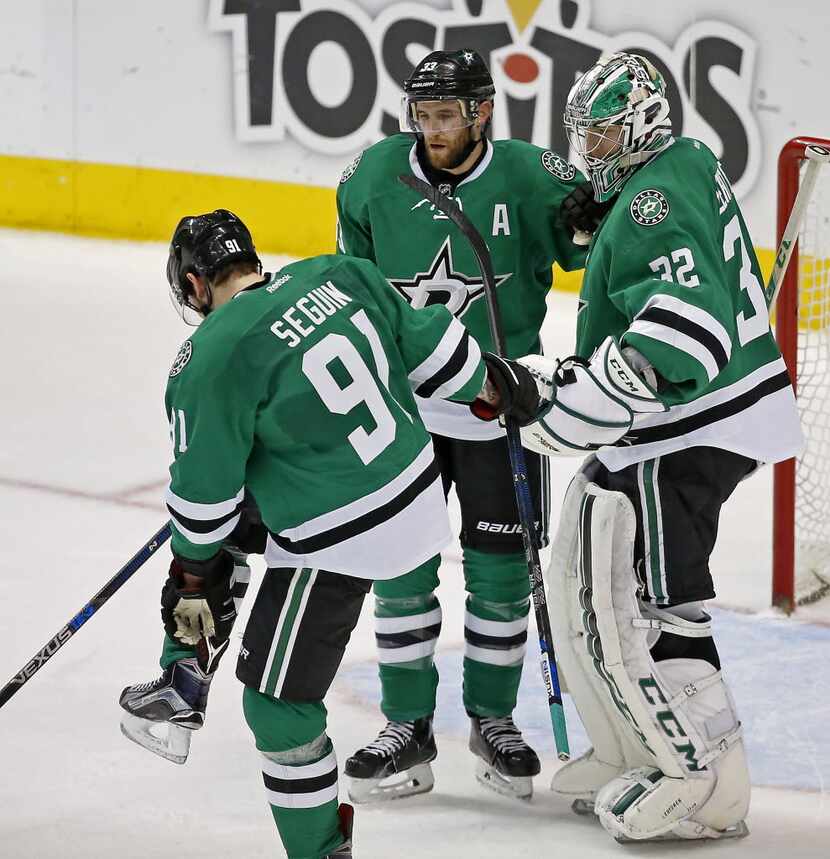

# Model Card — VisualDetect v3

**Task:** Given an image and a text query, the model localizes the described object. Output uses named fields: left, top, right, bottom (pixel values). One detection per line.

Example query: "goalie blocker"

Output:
left=546, top=467, right=750, bottom=842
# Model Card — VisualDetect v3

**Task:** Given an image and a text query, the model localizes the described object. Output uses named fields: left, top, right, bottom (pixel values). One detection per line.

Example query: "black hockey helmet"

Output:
left=400, top=49, right=495, bottom=134
left=166, top=209, right=261, bottom=323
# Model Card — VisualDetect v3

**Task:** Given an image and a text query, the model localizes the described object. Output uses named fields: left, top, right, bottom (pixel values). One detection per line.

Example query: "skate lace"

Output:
left=362, top=721, right=415, bottom=757
left=478, top=716, right=528, bottom=754
left=129, top=675, right=164, bottom=693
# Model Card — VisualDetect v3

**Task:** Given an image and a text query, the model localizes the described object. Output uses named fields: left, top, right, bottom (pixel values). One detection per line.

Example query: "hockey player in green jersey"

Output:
left=118, top=210, right=541, bottom=858
left=517, top=53, right=804, bottom=843
left=336, top=48, right=590, bottom=802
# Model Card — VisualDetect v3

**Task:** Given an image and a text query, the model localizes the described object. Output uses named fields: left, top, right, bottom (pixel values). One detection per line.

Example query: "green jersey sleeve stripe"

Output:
left=626, top=320, right=721, bottom=382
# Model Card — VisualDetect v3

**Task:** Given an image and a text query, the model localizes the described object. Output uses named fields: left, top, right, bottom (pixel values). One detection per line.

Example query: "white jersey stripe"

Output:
left=638, top=294, right=732, bottom=358
left=165, top=486, right=244, bottom=520
left=627, top=318, right=721, bottom=381
left=429, top=336, right=483, bottom=399
left=464, top=613, right=529, bottom=637
left=377, top=639, right=438, bottom=664
left=170, top=514, right=241, bottom=546
left=408, top=319, right=467, bottom=387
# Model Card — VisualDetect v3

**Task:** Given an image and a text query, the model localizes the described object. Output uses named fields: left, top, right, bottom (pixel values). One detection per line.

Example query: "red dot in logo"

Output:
left=503, top=53, right=539, bottom=84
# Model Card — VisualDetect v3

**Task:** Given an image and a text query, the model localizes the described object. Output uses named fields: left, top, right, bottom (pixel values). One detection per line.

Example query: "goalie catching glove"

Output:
left=518, top=336, right=667, bottom=456
left=161, top=550, right=238, bottom=646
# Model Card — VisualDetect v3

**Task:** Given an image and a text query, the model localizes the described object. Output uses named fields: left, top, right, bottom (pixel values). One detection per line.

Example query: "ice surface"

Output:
left=0, top=229, right=828, bottom=857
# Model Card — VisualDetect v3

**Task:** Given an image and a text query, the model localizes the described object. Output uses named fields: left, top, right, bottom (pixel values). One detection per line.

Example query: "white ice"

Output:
left=0, top=229, right=828, bottom=858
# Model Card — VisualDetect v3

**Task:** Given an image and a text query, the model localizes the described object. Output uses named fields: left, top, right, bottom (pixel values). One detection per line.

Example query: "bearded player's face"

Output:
left=416, top=101, right=475, bottom=170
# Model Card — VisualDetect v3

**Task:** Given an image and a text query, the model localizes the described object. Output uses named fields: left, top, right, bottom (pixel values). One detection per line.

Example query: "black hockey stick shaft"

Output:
left=0, top=521, right=172, bottom=709
left=398, top=174, right=569, bottom=760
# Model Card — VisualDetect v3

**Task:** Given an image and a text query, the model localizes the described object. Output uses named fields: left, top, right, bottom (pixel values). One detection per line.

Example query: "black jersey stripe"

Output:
left=270, top=457, right=441, bottom=555
left=167, top=500, right=245, bottom=535
left=415, top=332, right=471, bottom=398
left=464, top=628, right=528, bottom=650
left=262, top=767, right=338, bottom=796
left=627, top=371, right=791, bottom=445
left=635, top=307, right=730, bottom=371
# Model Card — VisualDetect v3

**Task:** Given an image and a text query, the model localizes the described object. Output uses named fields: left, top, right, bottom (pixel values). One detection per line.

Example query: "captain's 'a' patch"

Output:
left=630, top=189, right=670, bottom=226
left=340, top=152, right=363, bottom=183
left=169, top=340, right=193, bottom=377
left=541, top=151, right=576, bottom=181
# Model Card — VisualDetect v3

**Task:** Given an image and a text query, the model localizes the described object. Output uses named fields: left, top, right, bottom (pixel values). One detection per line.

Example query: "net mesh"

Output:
left=794, top=160, right=830, bottom=605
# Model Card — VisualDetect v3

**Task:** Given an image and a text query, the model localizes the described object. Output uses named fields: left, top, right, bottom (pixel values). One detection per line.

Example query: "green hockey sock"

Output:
left=243, top=688, right=343, bottom=859
left=462, top=549, right=530, bottom=717
left=374, top=556, right=441, bottom=721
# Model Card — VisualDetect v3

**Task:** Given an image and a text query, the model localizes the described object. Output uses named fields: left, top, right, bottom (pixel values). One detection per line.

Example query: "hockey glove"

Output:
left=560, top=181, right=615, bottom=235
left=161, top=550, right=237, bottom=647
left=471, top=353, right=541, bottom=425
left=517, top=336, right=667, bottom=456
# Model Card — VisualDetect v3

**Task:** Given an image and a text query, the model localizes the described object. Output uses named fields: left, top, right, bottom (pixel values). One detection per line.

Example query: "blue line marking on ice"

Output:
left=340, top=607, right=830, bottom=791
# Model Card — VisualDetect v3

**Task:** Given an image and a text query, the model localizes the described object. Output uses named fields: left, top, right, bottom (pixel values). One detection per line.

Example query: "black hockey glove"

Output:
left=471, top=353, right=541, bottom=425
left=560, top=181, right=615, bottom=235
left=161, top=550, right=237, bottom=647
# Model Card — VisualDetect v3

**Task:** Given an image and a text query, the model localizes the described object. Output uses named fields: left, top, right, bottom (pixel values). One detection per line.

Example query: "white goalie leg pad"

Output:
left=573, top=484, right=749, bottom=841
left=546, top=467, right=652, bottom=806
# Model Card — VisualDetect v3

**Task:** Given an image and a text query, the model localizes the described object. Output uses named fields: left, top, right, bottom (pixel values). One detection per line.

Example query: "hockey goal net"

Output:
left=773, top=136, right=830, bottom=611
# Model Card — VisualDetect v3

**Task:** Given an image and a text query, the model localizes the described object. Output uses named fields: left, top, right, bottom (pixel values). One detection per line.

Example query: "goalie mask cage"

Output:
left=773, top=136, right=830, bottom=611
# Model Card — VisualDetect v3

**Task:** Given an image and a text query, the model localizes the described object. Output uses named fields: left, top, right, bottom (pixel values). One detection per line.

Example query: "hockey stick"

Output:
left=0, top=522, right=172, bottom=709
left=766, top=143, right=830, bottom=307
left=398, top=174, right=570, bottom=761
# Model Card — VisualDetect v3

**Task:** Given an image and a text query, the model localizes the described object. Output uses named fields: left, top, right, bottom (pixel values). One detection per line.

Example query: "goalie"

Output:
left=517, top=53, right=804, bottom=842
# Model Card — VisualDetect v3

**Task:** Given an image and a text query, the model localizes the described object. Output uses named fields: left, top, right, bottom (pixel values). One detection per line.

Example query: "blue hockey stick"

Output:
left=0, top=522, right=172, bottom=709
left=398, top=174, right=570, bottom=760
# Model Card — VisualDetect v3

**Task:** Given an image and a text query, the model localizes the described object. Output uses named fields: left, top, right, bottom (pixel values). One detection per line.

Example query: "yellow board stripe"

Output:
left=0, top=153, right=779, bottom=299
left=0, top=153, right=336, bottom=259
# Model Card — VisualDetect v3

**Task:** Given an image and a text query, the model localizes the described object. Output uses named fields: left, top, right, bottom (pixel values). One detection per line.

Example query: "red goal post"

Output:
left=772, top=136, right=830, bottom=611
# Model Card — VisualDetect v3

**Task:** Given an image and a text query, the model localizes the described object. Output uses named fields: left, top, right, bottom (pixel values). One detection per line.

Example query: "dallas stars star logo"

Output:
left=389, top=237, right=511, bottom=317
left=463, top=51, right=475, bottom=64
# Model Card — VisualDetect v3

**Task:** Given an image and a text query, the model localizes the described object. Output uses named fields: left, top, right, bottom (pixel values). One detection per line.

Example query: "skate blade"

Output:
left=613, top=820, right=750, bottom=844
left=347, top=763, right=434, bottom=804
left=475, top=760, right=533, bottom=801
left=120, top=713, right=192, bottom=765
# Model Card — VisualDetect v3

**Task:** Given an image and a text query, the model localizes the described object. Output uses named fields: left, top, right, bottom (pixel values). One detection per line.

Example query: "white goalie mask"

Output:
left=564, top=52, right=673, bottom=202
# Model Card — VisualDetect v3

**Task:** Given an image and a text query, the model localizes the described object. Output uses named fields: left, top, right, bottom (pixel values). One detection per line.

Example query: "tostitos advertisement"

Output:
left=1, top=0, right=828, bottom=266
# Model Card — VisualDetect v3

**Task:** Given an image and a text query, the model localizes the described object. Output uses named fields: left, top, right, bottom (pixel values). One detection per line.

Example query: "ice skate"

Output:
left=324, top=803, right=355, bottom=857
left=119, top=637, right=228, bottom=764
left=344, top=717, right=437, bottom=803
left=469, top=715, right=540, bottom=801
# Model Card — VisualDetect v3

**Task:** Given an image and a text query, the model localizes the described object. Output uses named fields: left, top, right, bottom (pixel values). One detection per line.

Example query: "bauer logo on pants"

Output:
left=630, top=190, right=670, bottom=226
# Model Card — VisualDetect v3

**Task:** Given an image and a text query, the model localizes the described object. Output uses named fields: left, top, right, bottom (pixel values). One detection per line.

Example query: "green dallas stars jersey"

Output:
left=164, top=255, right=486, bottom=579
left=575, top=136, right=803, bottom=471
left=336, top=134, right=586, bottom=440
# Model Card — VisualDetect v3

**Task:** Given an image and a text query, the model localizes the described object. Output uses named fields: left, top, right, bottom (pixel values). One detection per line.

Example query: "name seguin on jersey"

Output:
left=270, top=281, right=353, bottom=348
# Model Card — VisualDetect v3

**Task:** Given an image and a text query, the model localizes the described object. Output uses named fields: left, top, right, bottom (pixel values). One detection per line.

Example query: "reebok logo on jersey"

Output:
left=541, top=151, right=576, bottom=181
left=169, top=340, right=193, bottom=378
left=630, top=190, right=670, bottom=226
